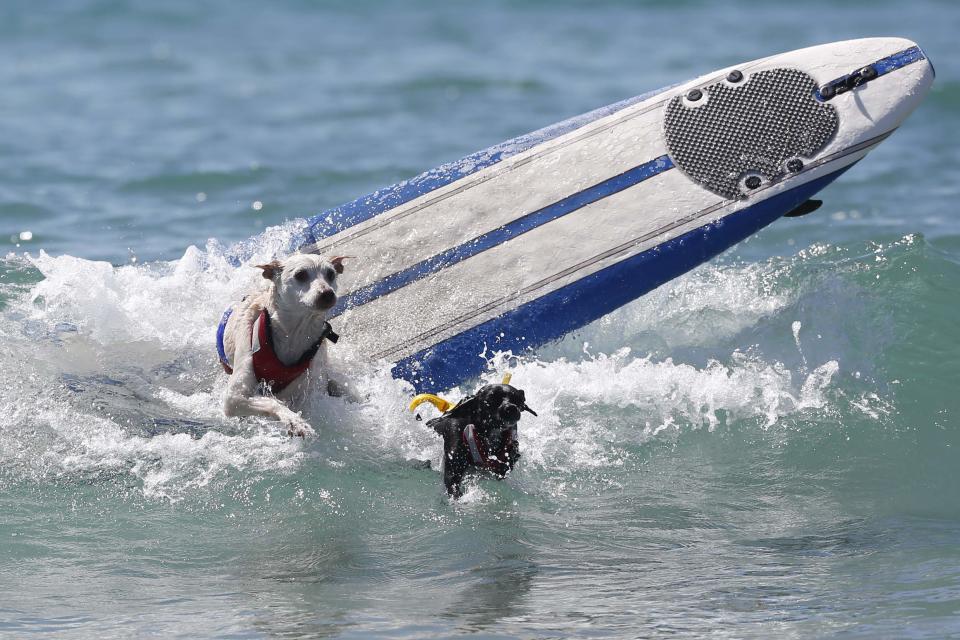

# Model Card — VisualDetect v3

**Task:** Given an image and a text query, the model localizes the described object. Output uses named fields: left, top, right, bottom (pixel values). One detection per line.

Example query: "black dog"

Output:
left=425, top=383, right=536, bottom=499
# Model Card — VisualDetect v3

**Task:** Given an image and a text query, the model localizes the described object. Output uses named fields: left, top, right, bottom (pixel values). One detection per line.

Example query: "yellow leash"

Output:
left=408, top=373, right=513, bottom=415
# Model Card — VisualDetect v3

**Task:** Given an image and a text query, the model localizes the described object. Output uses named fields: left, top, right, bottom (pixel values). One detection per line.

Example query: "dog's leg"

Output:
left=222, top=322, right=315, bottom=438
left=445, top=481, right=463, bottom=499
left=444, top=467, right=465, bottom=499
left=443, top=449, right=470, bottom=499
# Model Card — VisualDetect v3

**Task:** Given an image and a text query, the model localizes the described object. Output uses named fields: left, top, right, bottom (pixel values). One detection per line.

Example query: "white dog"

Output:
left=217, top=254, right=349, bottom=437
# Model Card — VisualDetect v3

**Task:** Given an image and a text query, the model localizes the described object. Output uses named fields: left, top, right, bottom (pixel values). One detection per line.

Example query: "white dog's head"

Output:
left=256, top=254, right=349, bottom=315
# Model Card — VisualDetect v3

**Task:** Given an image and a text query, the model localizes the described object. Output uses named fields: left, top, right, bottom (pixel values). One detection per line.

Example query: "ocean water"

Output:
left=1, top=0, right=959, bottom=637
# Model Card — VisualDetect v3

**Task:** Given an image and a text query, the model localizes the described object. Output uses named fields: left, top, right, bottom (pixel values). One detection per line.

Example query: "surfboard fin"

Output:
left=783, top=199, right=823, bottom=218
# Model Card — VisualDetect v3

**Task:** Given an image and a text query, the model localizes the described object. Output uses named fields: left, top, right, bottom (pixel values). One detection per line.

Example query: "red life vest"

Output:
left=461, top=423, right=517, bottom=477
left=220, top=309, right=338, bottom=394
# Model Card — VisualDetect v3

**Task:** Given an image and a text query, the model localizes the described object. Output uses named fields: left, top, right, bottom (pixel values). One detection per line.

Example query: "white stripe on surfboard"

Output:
left=333, top=139, right=879, bottom=364
left=307, top=42, right=905, bottom=305
left=374, top=136, right=890, bottom=362
left=302, top=38, right=903, bottom=273
left=318, top=103, right=673, bottom=297
left=336, top=167, right=715, bottom=361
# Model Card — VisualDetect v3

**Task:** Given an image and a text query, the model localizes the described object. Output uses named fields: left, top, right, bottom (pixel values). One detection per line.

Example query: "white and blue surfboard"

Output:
left=283, top=38, right=933, bottom=392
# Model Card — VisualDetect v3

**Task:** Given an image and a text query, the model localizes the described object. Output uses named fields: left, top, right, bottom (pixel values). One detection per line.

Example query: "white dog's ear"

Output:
left=330, top=256, right=353, bottom=274
left=255, top=260, right=283, bottom=280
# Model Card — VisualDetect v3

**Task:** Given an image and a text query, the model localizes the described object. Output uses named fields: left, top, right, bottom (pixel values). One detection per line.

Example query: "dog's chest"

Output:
left=456, top=424, right=517, bottom=476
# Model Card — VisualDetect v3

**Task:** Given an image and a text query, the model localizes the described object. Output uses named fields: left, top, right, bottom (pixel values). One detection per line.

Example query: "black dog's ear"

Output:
left=255, top=260, right=283, bottom=280
left=425, top=415, right=450, bottom=436
left=514, top=388, right=536, bottom=416
left=445, top=396, right=478, bottom=422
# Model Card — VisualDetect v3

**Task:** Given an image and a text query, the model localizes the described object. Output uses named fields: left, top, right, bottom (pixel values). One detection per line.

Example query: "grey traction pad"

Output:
left=663, top=68, right=839, bottom=200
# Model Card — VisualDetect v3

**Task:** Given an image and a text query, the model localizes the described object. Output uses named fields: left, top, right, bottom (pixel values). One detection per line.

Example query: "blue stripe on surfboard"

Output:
left=816, top=46, right=926, bottom=101
left=873, top=45, right=926, bottom=76
left=301, top=85, right=678, bottom=245
left=392, top=166, right=852, bottom=393
left=333, top=155, right=675, bottom=313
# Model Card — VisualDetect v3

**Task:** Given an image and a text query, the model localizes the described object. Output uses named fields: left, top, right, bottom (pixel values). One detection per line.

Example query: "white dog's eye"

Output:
left=294, top=270, right=310, bottom=284
left=322, top=267, right=336, bottom=282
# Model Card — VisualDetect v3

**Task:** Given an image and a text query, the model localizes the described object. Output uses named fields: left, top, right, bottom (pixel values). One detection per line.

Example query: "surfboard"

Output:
left=286, top=37, right=933, bottom=393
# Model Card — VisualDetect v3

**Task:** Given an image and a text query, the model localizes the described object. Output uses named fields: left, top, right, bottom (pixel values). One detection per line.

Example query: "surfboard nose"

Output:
left=664, top=66, right=839, bottom=200
left=810, top=37, right=934, bottom=146
left=661, top=37, right=933, bottom=201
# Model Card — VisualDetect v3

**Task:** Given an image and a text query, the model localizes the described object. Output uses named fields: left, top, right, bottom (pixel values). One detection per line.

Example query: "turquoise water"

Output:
left=2, top=1, right=959, bottom=637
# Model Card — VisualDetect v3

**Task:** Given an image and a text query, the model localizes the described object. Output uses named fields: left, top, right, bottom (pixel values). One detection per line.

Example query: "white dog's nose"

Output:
left=316, top=288, right=337, bottom=309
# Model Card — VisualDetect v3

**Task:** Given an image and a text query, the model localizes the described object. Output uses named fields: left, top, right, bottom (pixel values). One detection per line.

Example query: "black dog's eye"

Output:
left=294, top=270, right=310, bottom=283
left=322, top=266, right=336, bottom=282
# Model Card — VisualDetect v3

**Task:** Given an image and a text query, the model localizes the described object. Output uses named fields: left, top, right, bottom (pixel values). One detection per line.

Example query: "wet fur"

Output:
left=427, top=384, right=533, bottom=498
left=221, top=254, right=351, bottom=437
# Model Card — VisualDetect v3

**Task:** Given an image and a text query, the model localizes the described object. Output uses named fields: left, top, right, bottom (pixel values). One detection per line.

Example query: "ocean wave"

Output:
left=0, top=232, right=953, bottom=503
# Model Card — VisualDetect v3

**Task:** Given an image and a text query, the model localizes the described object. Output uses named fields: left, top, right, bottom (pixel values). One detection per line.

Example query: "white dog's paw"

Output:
left=283, top=415, right=315, bottom=438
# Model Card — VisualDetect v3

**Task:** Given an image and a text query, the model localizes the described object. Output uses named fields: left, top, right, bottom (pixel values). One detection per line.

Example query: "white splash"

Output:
left=0, top=234, right=861, bottom=501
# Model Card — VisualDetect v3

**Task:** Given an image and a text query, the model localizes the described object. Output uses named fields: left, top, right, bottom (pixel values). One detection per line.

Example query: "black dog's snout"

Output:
left=499, top=403, right=522, bottom=423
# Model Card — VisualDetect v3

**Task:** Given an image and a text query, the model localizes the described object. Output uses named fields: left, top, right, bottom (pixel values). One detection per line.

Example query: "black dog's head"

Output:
left=472, top=383, right=537, bottom=433
left=427, top=382, right=536, bottom=499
